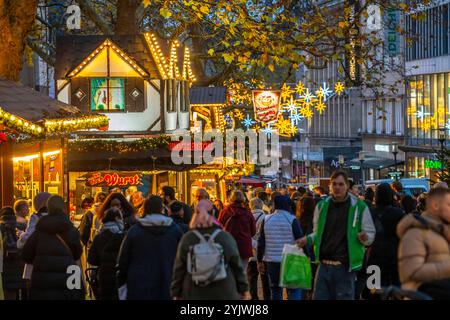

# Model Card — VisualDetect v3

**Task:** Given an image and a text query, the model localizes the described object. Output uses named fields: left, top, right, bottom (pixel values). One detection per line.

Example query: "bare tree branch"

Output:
left=77, top=0, right=113, bottom=34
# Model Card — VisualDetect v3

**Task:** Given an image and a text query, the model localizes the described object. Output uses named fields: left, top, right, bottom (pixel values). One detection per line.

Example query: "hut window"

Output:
left=90, top=78, right=125, bottom=111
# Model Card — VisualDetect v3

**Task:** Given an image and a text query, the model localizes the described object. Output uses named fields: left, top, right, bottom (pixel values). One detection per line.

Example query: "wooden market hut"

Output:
left=0, top=77, right=108, bottom=207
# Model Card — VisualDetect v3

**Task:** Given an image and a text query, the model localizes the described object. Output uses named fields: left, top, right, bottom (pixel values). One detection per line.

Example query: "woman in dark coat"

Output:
left=0, top=207, right=26, bottom=300
left=367, top=183, right=405, bottom=288
left=218, top=190, right=256, bottom=271
left=117, top=196, right=183, bottom=300
left=22, top=196, right=84, bottom=300
left=87, top=208, right=125, bottom=300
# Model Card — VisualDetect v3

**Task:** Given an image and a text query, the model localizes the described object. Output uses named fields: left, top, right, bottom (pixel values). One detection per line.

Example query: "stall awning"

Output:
left=0, top=77, right=108, bottom=138
left=349, top=156, right=405, bottom=170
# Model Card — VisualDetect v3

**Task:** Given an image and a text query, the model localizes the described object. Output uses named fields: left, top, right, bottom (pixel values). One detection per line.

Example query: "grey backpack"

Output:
left=187, top=229, right=227, bottom=286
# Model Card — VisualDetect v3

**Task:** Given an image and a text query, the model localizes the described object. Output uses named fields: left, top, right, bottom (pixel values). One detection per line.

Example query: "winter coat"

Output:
left=0, top=215, right=25, bottom=290
left=171, top=225, right=249, bottom=300
left=117, top=214, right=183, bottom=300
left=397, top=213, right=450, bottom=291
left=87, top=222, right=125, bottom=300
left=218, top=203, right=256, bottom=259
left=22, top=212, right=84, bottom=300
left=367, top=205, right=404, bottom=286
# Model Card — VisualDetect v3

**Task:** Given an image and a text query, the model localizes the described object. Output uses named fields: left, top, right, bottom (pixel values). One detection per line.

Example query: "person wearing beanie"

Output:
left=0, top=207, right=26, bottom=300
left=257, top=195, right=304, bottom=300
left=22, top=196, right=84, bottom=300
left=17, top=192, right=51, bottom=249
left=88, top=208, right=125, bottom=300
left=117, top=195, right=183, bottom=300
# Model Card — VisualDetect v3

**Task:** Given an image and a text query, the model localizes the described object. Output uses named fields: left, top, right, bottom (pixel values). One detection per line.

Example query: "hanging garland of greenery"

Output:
left=68, top=136, right=171, bottom=154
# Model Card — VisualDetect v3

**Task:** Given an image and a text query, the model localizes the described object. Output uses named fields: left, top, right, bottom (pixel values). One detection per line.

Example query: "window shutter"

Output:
left=125, top=78, right=145, bottom=112
left=70, top=77, right=90, bottom=112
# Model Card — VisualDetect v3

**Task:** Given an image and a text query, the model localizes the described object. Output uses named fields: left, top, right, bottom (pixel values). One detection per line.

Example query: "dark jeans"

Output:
left=313, top=264, right=356, bottom=300
left=247, top=261, right=271, bottom=300
left=266, top=262, right=302, bottom=300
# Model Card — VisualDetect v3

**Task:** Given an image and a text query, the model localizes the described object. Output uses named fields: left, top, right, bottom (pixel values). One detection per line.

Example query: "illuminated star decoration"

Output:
left=300, top=106, right=314, bottom=119
left=335, top=82, right=345, bottom=96
left=234, top=109, right=245, bottom=121
left=414, top=105, right=431, bottom=120
left=315, top=101, right=327, bottom=115
left=290, top=111, right=304, bottom=126
left=317, top=82, right=333, bottom=101
left=301, top=88, right=316, bottom=103
left=282, top=96, right=298, bottom=115
left=261, top=123, right=275, bottom=137
left=295, top=81, right=305, bottom=95
left=241, top=114, right=256, bottom=129
left=281, top=83, right=295, bottom=102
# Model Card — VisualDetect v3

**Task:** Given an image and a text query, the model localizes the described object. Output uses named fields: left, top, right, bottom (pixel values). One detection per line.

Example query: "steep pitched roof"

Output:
left=55, top=34, right=161, bottom=79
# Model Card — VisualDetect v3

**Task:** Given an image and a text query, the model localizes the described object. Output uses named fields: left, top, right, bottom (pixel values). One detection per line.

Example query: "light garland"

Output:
left=68, top=136, right=170, bottom=154
left=143, top=32, right=196, bottom=82
left=0, top=107, right=44, bottom=136
left=68, top=39, right=148, bottom=78
left=44, top=115, right=109, bottom=134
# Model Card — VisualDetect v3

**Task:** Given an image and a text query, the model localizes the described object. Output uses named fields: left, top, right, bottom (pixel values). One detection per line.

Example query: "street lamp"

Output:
left=359, top=151, right=365, bottom=190
left=338, top=154, right=345, bottom=169
left=305, top=159, right=310, bottom=183
left=392, top=142, right=399, bottom=179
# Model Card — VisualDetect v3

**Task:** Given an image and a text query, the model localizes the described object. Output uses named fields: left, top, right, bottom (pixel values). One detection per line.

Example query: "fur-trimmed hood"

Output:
left=138, top=214, right=173, bottom=227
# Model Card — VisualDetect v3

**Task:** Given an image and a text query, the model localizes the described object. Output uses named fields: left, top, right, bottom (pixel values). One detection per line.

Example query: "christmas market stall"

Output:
left=54, top=33, right=197, bottom=208
left=0, top=77, right=108, bottom=208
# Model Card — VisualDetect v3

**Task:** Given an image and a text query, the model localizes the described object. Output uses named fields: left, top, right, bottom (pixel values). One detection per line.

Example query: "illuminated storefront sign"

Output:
left=85, top=171, right=142, bottom=187
left=375, top=144, right=390, bottom=152
left=425, top=159, right=443, bottom=170
left=252, top=90, right=281, bottom=123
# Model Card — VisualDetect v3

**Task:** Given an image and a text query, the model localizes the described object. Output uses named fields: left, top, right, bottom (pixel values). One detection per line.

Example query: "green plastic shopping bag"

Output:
left=279, top=244, right=312, bottom=289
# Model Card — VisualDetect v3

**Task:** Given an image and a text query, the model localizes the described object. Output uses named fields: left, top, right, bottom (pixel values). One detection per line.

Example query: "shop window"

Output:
left=91, top=78, right=125, bottom=111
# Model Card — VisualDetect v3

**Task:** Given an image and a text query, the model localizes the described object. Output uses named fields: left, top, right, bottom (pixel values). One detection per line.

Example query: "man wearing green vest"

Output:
left=297, top=170, right=376, bottom=300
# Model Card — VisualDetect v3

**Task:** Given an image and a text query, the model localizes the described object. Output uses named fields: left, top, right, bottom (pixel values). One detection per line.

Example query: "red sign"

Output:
left=85, top=171, right=142, bottom=187
left=252, top=90, right=281, bottom=123
left=169, top=141, right=214, bottom=151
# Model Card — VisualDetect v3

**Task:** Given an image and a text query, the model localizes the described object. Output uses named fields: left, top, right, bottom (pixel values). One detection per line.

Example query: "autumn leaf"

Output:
left=208, top=48, right=214, bottom=56
left=223, top=53, right=235, bottom=63
left=160, top=7, right=172, bottom=19
left=200, top=5, right=209, bottom=15
left=268, top=64, right=275, bottom=72
left=142, top=0, right=151, bottom=7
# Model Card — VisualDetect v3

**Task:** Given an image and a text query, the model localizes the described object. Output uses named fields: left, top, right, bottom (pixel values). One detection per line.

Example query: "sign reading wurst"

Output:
left=85, top=171, right=142, bottom=187
left=252, top=90, right=281, bottom=123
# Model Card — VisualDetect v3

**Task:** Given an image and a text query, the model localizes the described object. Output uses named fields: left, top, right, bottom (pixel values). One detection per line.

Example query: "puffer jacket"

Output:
left=397, top=213, right=450, bottom=291
left=22, top=212, right=84, bottom=300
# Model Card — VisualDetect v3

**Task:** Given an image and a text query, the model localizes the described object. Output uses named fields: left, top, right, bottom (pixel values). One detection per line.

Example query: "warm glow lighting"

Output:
left=43, top=150, right=61, bottom=157
left=13, top=154, right=39, bottom=162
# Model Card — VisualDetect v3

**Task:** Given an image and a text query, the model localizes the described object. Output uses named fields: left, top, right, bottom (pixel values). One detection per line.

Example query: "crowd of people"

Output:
left=1, top=172, right=450, bottom=300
